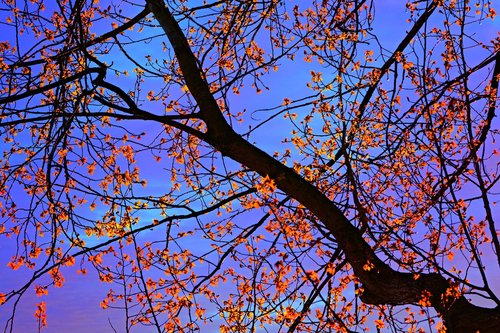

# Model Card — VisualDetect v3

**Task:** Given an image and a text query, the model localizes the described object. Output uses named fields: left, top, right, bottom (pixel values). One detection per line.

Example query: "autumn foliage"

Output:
left=0, top=0, right=499, bottom=332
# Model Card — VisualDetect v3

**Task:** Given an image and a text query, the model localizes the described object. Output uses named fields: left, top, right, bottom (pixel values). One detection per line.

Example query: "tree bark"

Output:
left=146, top=1, right=500, bottom=331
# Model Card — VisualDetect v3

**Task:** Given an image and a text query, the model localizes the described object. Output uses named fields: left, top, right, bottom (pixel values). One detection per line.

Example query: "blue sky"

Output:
left=1, top=0, right=499, bottom=332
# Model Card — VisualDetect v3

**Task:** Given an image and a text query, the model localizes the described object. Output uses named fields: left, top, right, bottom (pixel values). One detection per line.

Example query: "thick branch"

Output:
left=146, top=1, right=500, bottom=332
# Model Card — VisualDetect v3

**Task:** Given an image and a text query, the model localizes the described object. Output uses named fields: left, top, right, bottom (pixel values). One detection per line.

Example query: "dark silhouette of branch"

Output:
left=147, top=1, right=500, bottom=331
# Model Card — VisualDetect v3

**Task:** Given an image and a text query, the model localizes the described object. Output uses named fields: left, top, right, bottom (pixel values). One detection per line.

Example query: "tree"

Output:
left=0, top=0, right=499, bottom=332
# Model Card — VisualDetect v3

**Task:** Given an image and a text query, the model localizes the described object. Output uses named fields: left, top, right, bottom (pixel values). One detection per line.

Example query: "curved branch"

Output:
left=0, top=67, right=104, bottom=105
left=9, top=8, right=151, bottom=69
left=146, top=1, right=500, bottom=332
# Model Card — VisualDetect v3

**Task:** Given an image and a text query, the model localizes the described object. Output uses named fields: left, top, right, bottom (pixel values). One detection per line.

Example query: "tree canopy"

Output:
left=0, top=0, right=499, bottom=332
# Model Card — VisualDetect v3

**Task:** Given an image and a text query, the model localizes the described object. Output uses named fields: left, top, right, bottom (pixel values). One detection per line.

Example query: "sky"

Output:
left=0, top=0, right=499, bottom=332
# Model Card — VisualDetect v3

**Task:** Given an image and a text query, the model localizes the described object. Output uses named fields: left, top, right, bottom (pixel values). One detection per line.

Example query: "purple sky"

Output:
left=1, top=1, right=499, bottom=332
